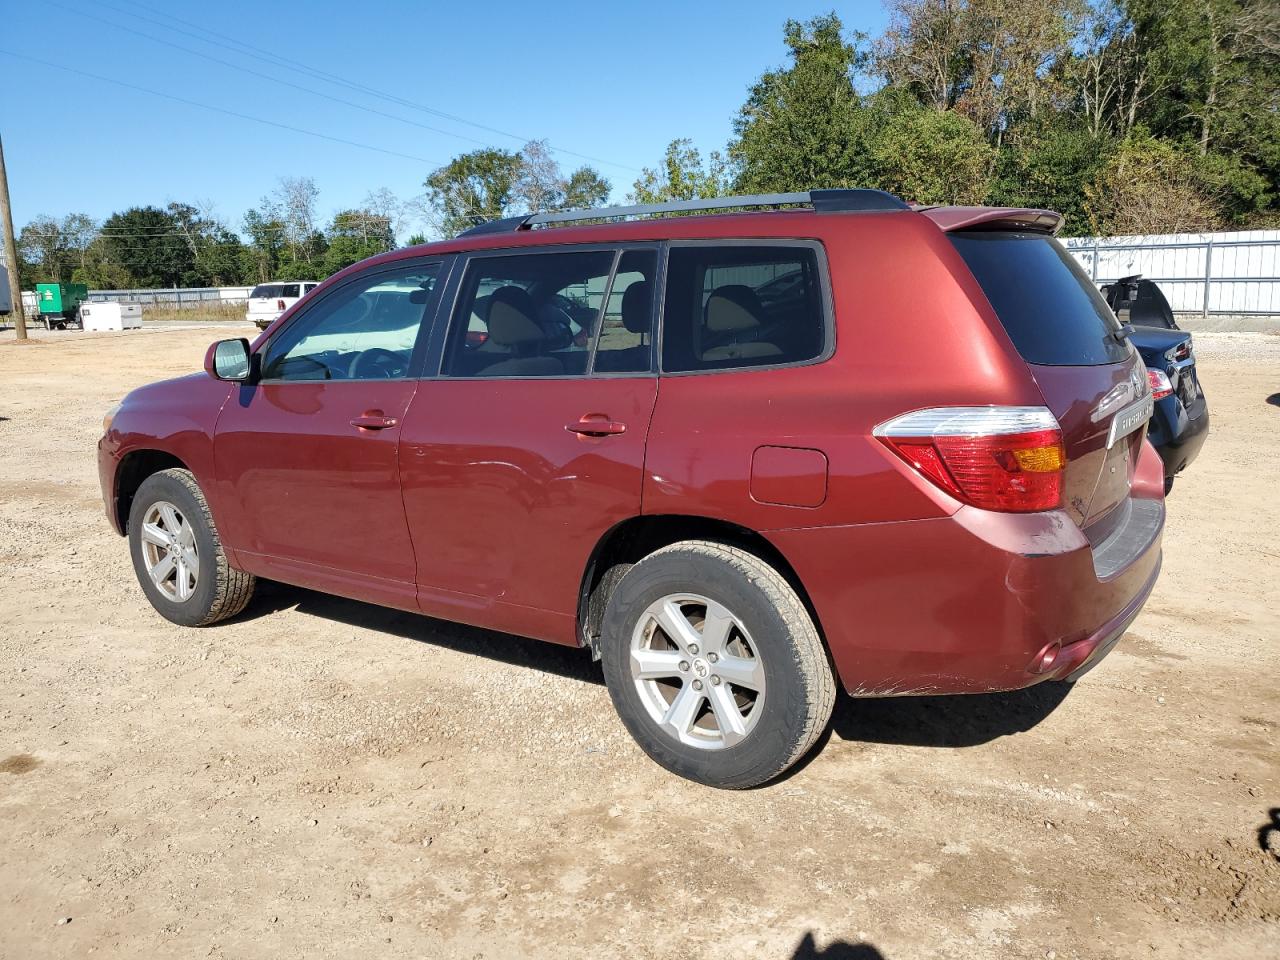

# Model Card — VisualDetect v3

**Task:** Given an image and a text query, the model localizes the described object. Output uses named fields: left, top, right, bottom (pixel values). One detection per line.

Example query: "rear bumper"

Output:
left=1147, top=396, right=1209, bottom=479
left=768, top=448, right=1165, bottom=696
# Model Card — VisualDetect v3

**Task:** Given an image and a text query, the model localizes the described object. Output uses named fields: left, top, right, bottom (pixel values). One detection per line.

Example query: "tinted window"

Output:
left=281, top=283, right=301, bottom=298
left=950, top=233, right=1129, bottom=365
left=661, top=246, right=826, bottom=372
left=444, top=251, right=614, bottom=377
left=593, top=250, right=656, bottom=373
left=250, top=284, right=284, bottom=298
left=261, top=263, right=439, bottom=381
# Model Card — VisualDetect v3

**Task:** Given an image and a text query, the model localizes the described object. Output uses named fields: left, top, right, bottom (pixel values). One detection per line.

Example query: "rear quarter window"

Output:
left=661, top=244, right=828, bottom=373
left=950, top=232, right=1129, bottom=366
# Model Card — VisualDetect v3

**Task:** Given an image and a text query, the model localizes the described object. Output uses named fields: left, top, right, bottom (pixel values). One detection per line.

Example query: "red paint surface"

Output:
left=750, top=446, right=829, bottom=508
left=99, top=204, right=1165, bottom=696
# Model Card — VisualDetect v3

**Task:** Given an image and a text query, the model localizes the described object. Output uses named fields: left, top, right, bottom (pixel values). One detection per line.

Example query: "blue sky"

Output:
left=1, top=0, right=888, bottom=238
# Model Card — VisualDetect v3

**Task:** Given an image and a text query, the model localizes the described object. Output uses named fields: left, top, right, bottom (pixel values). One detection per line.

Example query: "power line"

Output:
left=0, top=50, right=445, bottom=166
left=48, top=1, right=503, bottom=156
left=101, top=0, right=641, bottom=173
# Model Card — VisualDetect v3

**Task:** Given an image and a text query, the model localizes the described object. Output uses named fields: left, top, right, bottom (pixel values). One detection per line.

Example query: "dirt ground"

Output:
left=1, top=325, right=1277, bottom=960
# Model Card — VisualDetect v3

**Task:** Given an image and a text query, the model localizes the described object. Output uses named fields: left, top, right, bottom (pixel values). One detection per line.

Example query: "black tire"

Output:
left=127, top=468, right=256, bottom=626
left=599, top=540, right=836, bottom=789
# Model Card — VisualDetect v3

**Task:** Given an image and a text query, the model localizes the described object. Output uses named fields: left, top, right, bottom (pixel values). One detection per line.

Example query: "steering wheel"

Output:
left=348, top=347, right=406, bottom=379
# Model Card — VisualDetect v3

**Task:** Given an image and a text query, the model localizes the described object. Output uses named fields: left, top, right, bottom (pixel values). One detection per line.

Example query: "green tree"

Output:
left=630, top=139, right=732, bottom=203
left=99, top=206, right=193, bottom=287
left=72, top=237, right=134, bottom=289
left=1128, top=0, right=1279, bottom=189
left=1083, top=132, right=1231, bottom=234
left=242, top=207, right=286, bottom=283
left=990, top=117, right=1117, bottom=232
left=562, top=166, right=611, bottom=209
left=731, top=14, right=871, bottom=192
left=863, top=93, right=995, bottom=203
left=17, top=215, right=69, bottom=284
left=424, top=148, right=523, bottom=237
left=320, top=208, right=395, bottom=275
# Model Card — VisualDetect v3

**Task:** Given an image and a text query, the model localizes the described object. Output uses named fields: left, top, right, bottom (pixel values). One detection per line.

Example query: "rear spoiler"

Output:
left=916, top=206, right=1063, bottom=236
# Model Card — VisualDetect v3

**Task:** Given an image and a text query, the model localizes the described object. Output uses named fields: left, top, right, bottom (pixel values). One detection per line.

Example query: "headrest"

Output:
left=705, top=284, right=764, bottom=333
left=486, top=286, right=543, bottom=346
left=620, top=281, right=652, bottom=334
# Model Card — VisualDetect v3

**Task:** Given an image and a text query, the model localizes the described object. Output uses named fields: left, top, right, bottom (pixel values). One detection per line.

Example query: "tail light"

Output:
left=874, top=406, right=1066, bottom=512
left=465, top=330, right=489, bottom=347
left=277, top=298, right=286, bottom=311
left=1147, top=368, right=1172, bottom=400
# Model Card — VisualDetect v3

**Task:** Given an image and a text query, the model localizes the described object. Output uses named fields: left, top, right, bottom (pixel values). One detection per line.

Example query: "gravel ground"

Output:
left=1, top=327, right=1277, bottom=960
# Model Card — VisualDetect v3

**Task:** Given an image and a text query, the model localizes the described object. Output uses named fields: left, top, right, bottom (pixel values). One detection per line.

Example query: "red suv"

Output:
left=98, top=190, right=1164, bottom=788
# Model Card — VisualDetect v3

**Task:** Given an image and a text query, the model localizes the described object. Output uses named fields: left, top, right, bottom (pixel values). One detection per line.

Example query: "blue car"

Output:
left=1101, top=276, right=1210, bottom=493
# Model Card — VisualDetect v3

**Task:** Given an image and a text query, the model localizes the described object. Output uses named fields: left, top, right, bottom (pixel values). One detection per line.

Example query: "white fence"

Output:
left=1064, top=230, right=1280, bottom=316
left=85, top=286, right=254, bottom=307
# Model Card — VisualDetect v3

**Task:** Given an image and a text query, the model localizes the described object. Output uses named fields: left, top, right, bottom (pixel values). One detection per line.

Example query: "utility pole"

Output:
left=0, top=133, right=28, bottom=341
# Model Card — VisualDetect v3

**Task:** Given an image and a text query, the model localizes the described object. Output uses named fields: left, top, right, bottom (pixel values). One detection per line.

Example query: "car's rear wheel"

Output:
left=599, top=540, right=835, bottom=789
left=128, top=468, right=255, bottom=626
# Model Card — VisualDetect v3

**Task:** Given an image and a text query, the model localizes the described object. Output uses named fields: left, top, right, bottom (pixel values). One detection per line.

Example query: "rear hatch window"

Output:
left=250, top=284, right=285, bottom=300
left=951, top=231, right=1146, bottom=530
left=949, top=232, right=1129, bottom=366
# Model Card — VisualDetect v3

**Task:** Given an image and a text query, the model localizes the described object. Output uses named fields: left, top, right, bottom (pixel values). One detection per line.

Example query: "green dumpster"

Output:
left=35, top=283, right=89, bottom=329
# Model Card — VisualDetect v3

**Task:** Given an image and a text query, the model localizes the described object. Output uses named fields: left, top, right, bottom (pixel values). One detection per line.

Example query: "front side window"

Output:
left=661, top=245, right=827, bottom=372
left=443, top=250, right=615, bottom=377
left=260, top=262, right=440, bottom=381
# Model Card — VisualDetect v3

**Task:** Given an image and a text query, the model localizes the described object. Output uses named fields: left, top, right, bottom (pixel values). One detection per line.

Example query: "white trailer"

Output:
left=80, top=301, right=143, bottom=331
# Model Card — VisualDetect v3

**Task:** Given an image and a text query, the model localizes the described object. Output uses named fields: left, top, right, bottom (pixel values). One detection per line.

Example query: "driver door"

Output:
left=212, top=258, right=445, bottom=610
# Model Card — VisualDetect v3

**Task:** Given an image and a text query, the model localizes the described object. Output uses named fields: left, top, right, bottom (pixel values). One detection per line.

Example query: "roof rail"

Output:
left=456, top=188, right=909, bottom=237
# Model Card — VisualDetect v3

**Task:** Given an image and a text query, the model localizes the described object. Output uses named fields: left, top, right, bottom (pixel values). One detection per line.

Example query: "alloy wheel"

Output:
left=139, top=500, right=199, bottom=602
left=629, top=593, right=766, bottom=750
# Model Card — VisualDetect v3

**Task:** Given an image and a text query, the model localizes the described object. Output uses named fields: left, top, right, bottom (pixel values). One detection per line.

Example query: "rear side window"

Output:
left=661, top=245, right=827, bottom=372
left=281, top=283, right=301, bottom=298
left=950, top=232, right=1129, bottom=366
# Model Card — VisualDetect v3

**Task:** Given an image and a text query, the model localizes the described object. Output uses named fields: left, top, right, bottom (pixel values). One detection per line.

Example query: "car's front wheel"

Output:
left=599, top=540, right=836, bottom=789
left=127, top=468, right=255, bottom=626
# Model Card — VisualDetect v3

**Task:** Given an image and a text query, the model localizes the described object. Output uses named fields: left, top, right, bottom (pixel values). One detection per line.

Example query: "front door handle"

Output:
left=566, top=414, right=626, bottom=437
left=351, top=411, right=398, bottom=431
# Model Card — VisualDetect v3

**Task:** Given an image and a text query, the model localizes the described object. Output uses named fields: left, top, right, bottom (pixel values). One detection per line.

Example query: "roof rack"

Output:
left=457, top=188, right=910, bottom=237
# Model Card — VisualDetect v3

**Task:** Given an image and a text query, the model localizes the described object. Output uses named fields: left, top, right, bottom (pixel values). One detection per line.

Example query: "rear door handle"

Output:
left=566, top=415, right=626, bottom=437
left=351, top=411, right=398, bottom=431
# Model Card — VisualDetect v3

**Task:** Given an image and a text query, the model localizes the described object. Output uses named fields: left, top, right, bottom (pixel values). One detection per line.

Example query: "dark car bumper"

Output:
left=1146, top=395, right=1209, bottom=480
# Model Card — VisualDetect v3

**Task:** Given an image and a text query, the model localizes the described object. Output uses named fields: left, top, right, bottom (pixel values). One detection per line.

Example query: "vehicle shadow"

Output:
left=239, top=580, right=605, bottom=686
left=827, top=680, right=1073, bottom=748
left=791, top=933, right=886, bottom=958
left=1266, top=392, right=1280, bottom=408
left=1259, top=808, right=1280, bottom=860
left=236, top=582, right=1072, bottom=750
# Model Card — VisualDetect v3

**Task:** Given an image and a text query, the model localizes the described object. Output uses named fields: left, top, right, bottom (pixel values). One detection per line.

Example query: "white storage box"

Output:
left=81, top=301, right=143, bottom=331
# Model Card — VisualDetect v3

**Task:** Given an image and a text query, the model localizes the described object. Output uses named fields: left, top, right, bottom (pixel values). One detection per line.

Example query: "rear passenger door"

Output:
left=398, top=246, right=660, bottom=644
left=643, top=241, right=837, bottom=529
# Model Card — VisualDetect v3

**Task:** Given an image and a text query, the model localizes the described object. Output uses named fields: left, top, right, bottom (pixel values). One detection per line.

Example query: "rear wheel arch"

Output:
left=113, top=449, right=189, bottom=534
left=576, top=514, right=826, bottom=657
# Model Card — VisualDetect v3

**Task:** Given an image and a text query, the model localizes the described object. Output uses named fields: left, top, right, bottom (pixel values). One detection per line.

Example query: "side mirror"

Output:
left=204, top=338, right=254, bottom=382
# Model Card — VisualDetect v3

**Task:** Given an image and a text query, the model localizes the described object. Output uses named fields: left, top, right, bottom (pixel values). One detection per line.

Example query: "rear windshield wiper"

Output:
left=1111, top=323, right=1135, bottom=344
